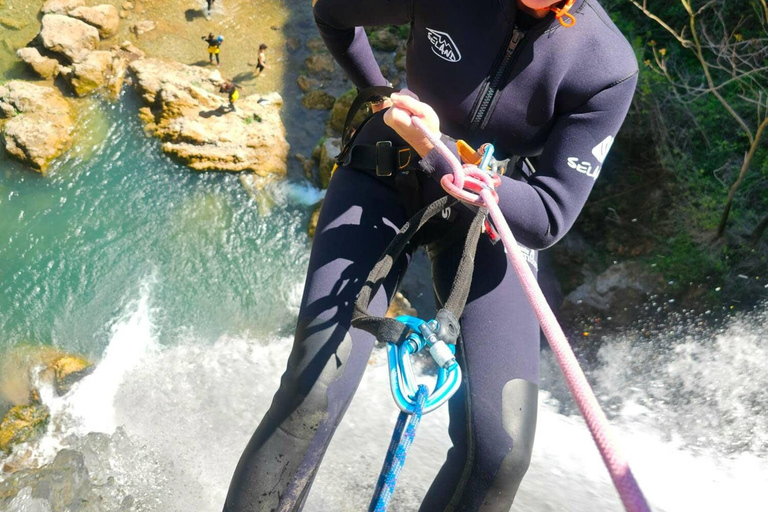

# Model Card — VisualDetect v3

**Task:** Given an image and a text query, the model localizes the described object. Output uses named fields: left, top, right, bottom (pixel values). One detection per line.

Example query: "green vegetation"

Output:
left=586, top=0, right=768, bottom=306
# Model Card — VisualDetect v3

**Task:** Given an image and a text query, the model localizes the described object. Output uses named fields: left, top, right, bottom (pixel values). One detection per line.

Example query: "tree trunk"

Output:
left=716, top=118, right=768, bottom=238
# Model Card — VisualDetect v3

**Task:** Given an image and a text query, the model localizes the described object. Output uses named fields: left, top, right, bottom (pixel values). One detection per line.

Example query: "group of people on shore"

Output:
left=200, top=1, right=267, bottom=111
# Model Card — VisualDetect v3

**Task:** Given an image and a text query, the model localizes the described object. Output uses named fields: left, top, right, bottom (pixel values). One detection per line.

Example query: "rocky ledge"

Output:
left=130, top=58, right=289, bottom=175
left=0, top=81, right=74, bottom=173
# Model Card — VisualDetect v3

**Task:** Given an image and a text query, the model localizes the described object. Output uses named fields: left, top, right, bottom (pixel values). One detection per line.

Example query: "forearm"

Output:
left=313, top=0, right=411, bottom=89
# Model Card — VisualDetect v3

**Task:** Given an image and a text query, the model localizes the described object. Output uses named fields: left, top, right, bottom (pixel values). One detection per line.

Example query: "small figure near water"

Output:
left=256, top=43, right=268, bottom=75
left=202, top=33, right=223, bottom=66
left=219, top=81, right=242, bottom=111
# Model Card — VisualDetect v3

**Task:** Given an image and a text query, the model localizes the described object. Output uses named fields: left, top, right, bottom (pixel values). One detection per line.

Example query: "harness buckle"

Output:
left=376, top=140, right=394, bottom=177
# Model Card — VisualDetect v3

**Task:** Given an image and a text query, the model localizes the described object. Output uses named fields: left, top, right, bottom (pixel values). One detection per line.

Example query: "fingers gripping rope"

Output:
left=410, top=116, right=651, bottom=512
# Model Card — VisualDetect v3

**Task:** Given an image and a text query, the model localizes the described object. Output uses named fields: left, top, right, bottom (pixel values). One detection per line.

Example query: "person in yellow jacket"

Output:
left=202, top=33, right=223, bottom=66
left=220, top=81, right=242, bottom=111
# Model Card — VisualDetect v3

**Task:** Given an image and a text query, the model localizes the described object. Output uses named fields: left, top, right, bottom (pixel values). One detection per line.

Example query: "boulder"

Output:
left=39, top=14, right=100, bottom=64
left=0, top=17, right=26, bottom=30
left=131, top=20, right=156, bottom=36
left=305, top=37, right=327, bottom=53
left=386, top=292, right=418, bottom=318
left=296, top=75, right=321, bottom=93
left=305, top=53, right=334, bottom=78
left=0, top=450, right=98, bottom=506
left=285, top=36, right=300, bottom=52
left=129, top=58, right=290, bottom=174
left=0, top=81, right=74, bottom=173
left=369, top=28, right=399, bottom=52
left=40, top=0, right=85, bottom=15
left=69, top=5, right=120, bottom=39
left=328, top=88, right=360, bottom=134
left=394, top=45, right=407, bottom=71
left=16, top=47, right=60, bottom=79
left=51, top=356, right=93, bottom=396
left=301, top=90, right=335, bottom=110
left=0, top=404, right=50, bottom=455
left=307, top=200, right=323, bottom=239
left=562, top=261, right=664, bottom=324
left=317, top=137, right=341, bottom=189
left=71, top=50, right=113, bottom=96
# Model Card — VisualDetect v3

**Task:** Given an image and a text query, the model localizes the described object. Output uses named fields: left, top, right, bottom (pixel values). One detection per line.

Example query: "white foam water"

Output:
left=4, top=293, right=768, bottom=511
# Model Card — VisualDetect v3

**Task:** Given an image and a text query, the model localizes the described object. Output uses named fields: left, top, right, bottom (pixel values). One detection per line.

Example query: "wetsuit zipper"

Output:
left=467, top=27, right=525, bottom=134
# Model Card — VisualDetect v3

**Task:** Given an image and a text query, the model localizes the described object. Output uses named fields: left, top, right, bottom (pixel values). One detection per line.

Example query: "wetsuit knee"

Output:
left=485, top=379, right=538, bottom=508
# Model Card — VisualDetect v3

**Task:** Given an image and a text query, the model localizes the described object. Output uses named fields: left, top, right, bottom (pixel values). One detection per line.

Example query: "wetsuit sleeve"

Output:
left=420, top=73, right=638, bottom=250
left=313, top=0, right=412, bottom=89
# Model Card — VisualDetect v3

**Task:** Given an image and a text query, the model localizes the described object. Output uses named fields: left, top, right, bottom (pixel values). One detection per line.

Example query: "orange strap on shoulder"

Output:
left=551, top=0, right=576, bottom=28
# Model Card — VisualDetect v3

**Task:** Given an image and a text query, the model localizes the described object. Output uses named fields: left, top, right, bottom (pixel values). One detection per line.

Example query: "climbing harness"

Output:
left=349, top=86, right=650, bottom=510
left=411, top=113, right=651, bottom=512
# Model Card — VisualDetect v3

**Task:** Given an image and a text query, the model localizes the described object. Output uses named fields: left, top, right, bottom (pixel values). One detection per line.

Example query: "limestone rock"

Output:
left=301, top=90, right=335, bottom=110
left=0, top=450, right=100, bottom=507
left=328, top=88, right=361, bottom=135
left=0, top=81, right=74, bottom=173
left=317, top=137, right=341, bottom=189
left=0, top=17, right=26, bottom=30
left=307, top=200, right=323, bottom=239
left=563, top=261, right=664, bottom=323
left=39, top=14, right=100, bottom=64
left=369, top=28, right=399, bottom=52
left=394, top=45, right=407, bottom=71
left=129, top=58, right=290, bottom=174
left=305, top=53, right=334, bottom=78
left=306, top=37, right=326, bottom=53
left=0, top=404, right=50, bottom=455
left=40, top=0, right=85, bottom=15
left=71, top=50, right=113, bottom=96
left=116, top=40, right=146, bottom=60
left=16, top=47, right=60, bottom=79
left=131, top=20, right=156, bottom=36
left=296, top=75, right=321, bottom=93
left=51, top=356, right=93, bottom=396
left=386, top=292, right=418, bottom=318
left=285, top=36, right=300, bottom=52
left=69, top=5, right=120, bottom=39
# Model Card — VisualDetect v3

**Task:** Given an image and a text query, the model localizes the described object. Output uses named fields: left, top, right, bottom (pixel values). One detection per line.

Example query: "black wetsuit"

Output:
left=224, top=1, right=637, bottom=511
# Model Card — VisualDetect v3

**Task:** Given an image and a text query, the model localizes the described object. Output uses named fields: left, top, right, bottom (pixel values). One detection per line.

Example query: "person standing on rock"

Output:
left=202, top=33, right=223, bottom=66
left=256, top=44, right=268, bottom=75
left=223, top=0, right=638, bottom=511
left=220, top=81, right=242, bottom=111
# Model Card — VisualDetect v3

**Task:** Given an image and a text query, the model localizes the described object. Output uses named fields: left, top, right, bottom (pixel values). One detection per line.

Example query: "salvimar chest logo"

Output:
left=426, top=28, right=461, bottom=63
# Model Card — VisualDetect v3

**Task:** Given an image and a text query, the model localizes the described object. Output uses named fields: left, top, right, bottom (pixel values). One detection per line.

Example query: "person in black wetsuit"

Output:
left=223, top=1, right=638, bottom=511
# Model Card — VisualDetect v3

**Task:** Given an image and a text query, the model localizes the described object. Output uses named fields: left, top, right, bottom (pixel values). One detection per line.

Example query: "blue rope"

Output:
left=369, top=384, right=429, bottom=512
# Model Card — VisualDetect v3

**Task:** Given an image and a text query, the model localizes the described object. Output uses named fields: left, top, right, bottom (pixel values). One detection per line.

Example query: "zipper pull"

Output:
left=508, top=28, right=524, bottom=52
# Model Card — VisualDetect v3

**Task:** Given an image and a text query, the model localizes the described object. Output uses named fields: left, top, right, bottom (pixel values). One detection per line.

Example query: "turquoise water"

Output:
left=0, top=91, right=313, bottom=358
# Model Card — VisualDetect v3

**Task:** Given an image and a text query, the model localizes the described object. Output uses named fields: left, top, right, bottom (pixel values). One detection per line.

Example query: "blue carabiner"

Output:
left=385, top=315, right=462, bottom=414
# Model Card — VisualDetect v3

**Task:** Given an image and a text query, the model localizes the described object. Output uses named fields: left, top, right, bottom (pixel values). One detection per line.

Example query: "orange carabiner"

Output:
left=551, top=0, right=576, bottom=28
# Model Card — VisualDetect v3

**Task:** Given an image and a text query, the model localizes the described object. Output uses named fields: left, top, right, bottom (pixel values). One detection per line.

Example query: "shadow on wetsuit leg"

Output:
left=419, top=228, right=539, bottom=512
left=223, top=167, right=410, bottom=512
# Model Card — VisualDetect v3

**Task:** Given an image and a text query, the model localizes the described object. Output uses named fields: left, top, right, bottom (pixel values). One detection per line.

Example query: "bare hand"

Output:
left=383, top=92, right=441, bottom=157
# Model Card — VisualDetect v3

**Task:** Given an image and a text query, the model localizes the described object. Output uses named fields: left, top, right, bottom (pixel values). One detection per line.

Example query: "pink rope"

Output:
left=411, top=116, right=651, bottom=512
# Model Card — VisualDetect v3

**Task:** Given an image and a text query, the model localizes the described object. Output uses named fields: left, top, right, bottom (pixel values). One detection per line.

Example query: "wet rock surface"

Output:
left=0, top=405, right=50, bottom=456
left=0, top=81, right=74, bottom=173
